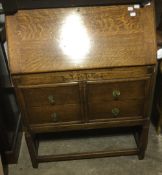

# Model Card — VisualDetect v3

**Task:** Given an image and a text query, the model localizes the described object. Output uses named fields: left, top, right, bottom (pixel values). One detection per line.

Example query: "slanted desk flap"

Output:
left=6, top=4, right=156, bottom=75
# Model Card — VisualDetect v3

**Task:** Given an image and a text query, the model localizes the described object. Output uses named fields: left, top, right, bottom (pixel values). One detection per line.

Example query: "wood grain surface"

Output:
left=6, top=4, right=156, bottom=74
left=12, top=66, right=153, bottom=86
left=5, top=3, right=157, bottom=167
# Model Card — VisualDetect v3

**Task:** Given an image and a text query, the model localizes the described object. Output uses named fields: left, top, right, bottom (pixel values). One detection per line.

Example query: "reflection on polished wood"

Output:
left=6, top=5, right=156, bottom=74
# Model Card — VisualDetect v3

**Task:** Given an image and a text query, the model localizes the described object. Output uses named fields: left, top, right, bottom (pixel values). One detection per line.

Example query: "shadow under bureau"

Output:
left=5, top=3, right=157, bottom=168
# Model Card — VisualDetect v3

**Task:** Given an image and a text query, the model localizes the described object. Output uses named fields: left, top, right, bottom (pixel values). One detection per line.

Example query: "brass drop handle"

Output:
left=112, top=108, right=120, bottom=117
left=51, top=112, right=58, bottom=122
left=48, top=95, right=55, bottom=105
left=112, top=90, right=120, bottom=99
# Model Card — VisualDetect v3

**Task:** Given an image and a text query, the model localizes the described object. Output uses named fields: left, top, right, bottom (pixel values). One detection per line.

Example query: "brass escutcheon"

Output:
left=112, top=90, right=120, bottom=99
left=112, top=108, right=120, bottom=117
left=48, top=95, right=55, bottom=105
left=51, top=112, right=58, bottom=122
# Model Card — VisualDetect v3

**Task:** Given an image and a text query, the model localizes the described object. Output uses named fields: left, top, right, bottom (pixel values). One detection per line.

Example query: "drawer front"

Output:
left=88, top=100, right=144, bottom=121
left=87, top=79, right=149, bottom=103
left=27, top=104, right=82, bottom=125
left=22, top=83, right=80, bottom=107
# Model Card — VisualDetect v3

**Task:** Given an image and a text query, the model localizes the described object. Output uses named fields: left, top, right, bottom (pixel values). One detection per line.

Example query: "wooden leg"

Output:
left=25, top=125, right=149, bottom=166
left=160, top=112, right=162, bottom=133
left=25, top=132, right=38, bottom=168
left=0, top=156, right=4, bottom=175
left=156, top=104, right=162, bottom=134
left=137, top=122, right=149, bottom=160
left=157, top=112, right=162, bottom=135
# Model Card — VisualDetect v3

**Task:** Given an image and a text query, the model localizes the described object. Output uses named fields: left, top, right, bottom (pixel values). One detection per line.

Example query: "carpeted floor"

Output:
left=9, top=125, right=162, bottom=175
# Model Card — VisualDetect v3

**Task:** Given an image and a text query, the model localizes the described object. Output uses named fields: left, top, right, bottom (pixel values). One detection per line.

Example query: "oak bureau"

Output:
left=5, top=2, right=156, bottom=168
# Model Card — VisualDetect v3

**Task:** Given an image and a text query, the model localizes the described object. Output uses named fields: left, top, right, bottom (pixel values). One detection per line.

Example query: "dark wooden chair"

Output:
left=0, top=9, right=22, bottom=174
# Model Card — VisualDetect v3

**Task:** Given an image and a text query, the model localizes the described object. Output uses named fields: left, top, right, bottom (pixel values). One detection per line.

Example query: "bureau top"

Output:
left=6, top=4, right=156, bottom=75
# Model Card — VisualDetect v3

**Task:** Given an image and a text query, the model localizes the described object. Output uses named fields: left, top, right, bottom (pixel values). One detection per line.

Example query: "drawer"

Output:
left=88, top=100, right=144, bottom=121
left=27, top=104, right=82, bottom=125
left=22, top=83, right=80, bottom=107
left=87, top=78, right=149, bottom=103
